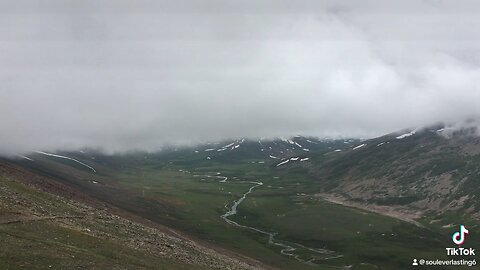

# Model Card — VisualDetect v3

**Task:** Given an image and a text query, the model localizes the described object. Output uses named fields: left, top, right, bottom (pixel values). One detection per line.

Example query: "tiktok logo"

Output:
left=452, top=225, right=469, bottom=245
left=445, top=225, right=475, bottom=256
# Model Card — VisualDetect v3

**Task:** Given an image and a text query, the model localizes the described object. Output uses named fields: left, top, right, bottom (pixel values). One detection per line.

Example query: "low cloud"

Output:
left=1, top=0, right=480, bottom=154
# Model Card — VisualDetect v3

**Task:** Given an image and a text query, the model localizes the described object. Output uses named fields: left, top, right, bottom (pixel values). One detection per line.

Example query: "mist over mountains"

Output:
left=2, top=0, right=480, bottom=155
left=3, top=2, right=480, bottom=270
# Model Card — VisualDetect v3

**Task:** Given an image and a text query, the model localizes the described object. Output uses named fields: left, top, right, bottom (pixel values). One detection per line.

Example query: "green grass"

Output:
left=0, top=221, right=193, bottom=270
left=113, top=167, right=311, bottom=269
left=234, top=193, right=456, bottom=269
left=102, top=160, right=473, bottom=270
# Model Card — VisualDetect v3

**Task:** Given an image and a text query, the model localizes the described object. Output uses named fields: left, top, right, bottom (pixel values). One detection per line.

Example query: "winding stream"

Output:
left=191, top=171, right=343, bottom=266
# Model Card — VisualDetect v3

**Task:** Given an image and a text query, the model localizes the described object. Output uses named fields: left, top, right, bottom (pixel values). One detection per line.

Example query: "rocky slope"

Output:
left=290, top=124, right=480, bottom=225
left=0, top=160, right=263, bottom=270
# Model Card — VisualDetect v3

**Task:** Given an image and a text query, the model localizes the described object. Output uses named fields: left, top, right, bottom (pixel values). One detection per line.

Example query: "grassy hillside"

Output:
left=299, top=126, right=480, bottom=228
left=0, top=161, right=260, bottom=270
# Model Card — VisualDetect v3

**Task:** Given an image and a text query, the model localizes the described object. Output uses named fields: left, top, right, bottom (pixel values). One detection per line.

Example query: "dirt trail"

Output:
left=0, top=215, right=84, bottom=225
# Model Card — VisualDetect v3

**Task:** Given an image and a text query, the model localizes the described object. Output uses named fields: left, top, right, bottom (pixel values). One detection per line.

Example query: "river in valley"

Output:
left=190, top=171, right=343, bottom=266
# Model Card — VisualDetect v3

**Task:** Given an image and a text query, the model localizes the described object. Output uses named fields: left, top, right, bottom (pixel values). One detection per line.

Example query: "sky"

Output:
left=1, top=0, right=480, bottom=155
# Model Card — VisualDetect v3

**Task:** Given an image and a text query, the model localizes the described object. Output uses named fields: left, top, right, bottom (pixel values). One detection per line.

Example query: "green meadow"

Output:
left=106, top=159, right=466, bottom=270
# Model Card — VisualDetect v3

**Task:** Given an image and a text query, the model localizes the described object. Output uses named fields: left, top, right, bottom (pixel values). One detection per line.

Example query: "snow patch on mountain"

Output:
left=396, top=131, right=416, bottom=139
left=276, top=159, right=290, bottom=167
left=18, top=155, right=34, bottom=161
left=222, top=142, right=235, bottom=149
left=352, top=144, right=366, bottom=150
left=36, top=151, right=96, bottom=173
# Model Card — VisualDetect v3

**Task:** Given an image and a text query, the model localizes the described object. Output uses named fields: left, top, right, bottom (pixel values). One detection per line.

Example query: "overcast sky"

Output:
left=1, top=0, right=480, bottom=154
